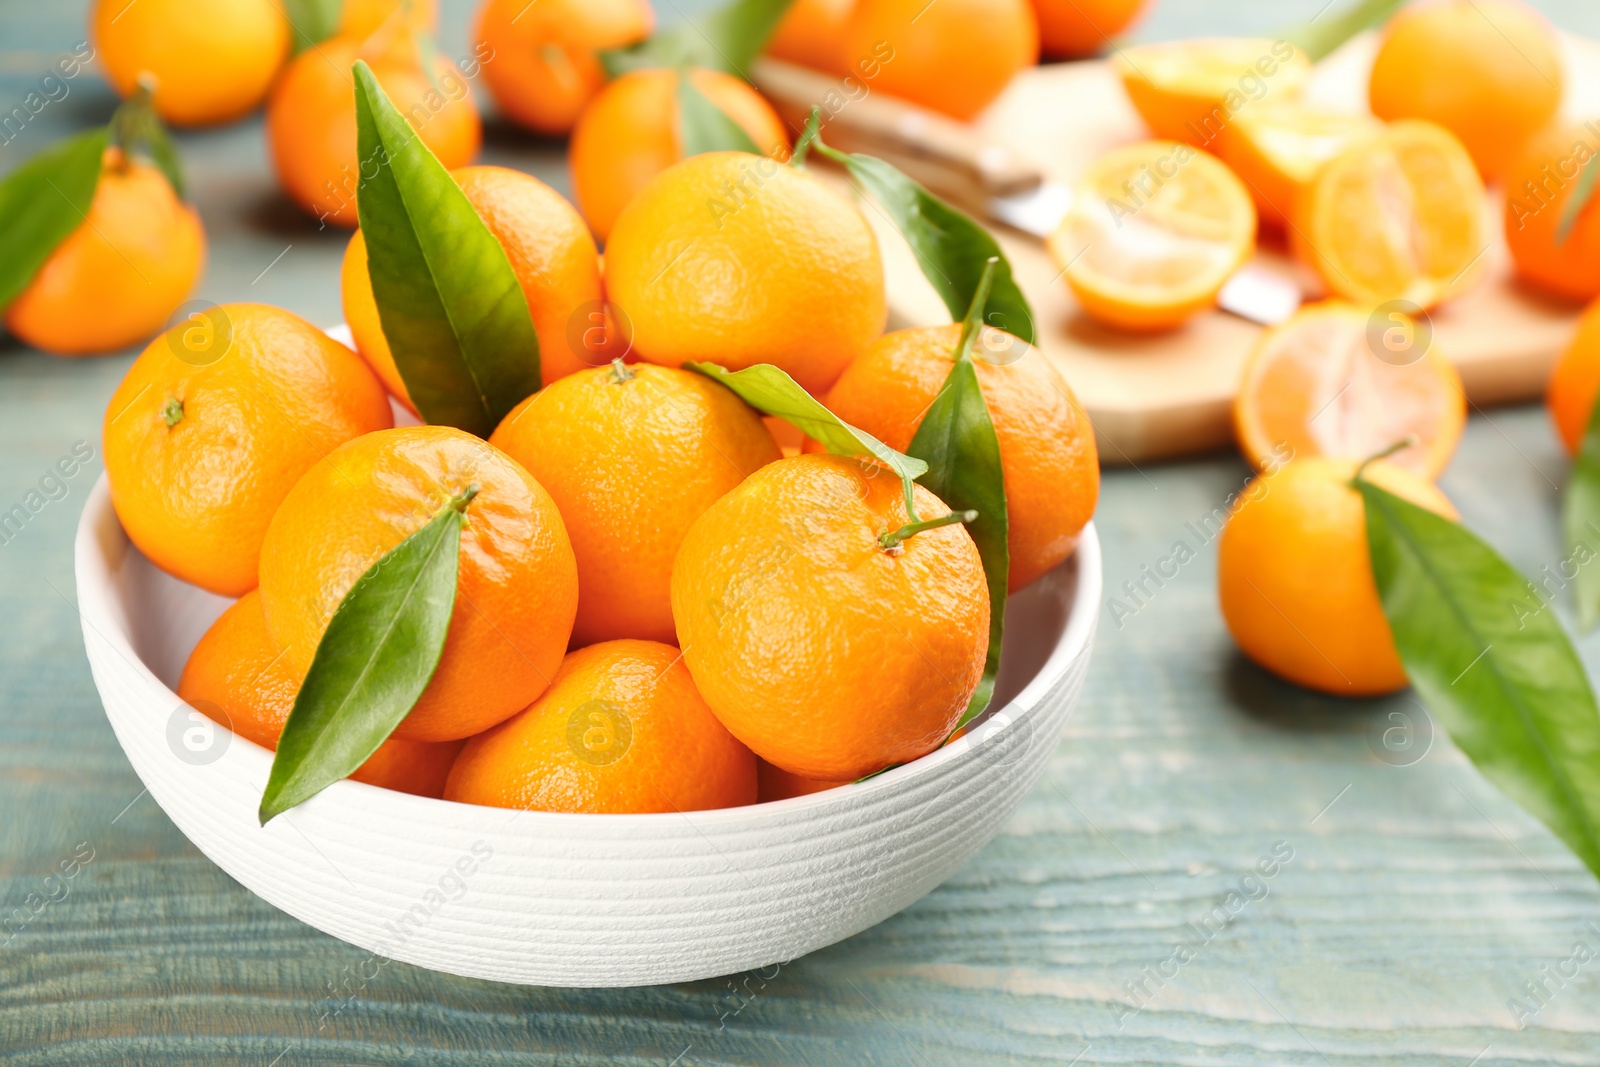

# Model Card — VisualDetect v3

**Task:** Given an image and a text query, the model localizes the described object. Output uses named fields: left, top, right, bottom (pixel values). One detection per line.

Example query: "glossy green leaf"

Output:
left=677, top=71, right=762, bottom=156
left=1565, top=395, right=1600, bottom=630
left=1557, top=155, right=1600, bottom=247
left=353, top=61, right=541, bottom=437
left=908, top=259, right=1009, bottom=728
left=1359, top=477, right=1600, bottom=879
left=812, top=144, right=1035, bottom=344
left=602, top=0, right=795, bottom=77
left=0, top=127, right=106, bottom=311
left=259, top=487, right=473, bottom=823
left=109, top=82, right=185, bottom=199
left=284, top=0, right=344, bottom=53
left=687, top=361, right=928, bottom=520
left=1283, top=0, right=1408, bottom=61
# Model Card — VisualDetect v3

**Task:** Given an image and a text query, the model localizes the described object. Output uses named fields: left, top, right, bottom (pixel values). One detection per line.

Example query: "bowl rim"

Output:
left=77, top=463, right=1101, bottom=828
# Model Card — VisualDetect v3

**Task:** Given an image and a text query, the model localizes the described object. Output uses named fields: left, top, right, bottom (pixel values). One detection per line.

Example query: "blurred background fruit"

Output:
left=1233, top=302, right=1465, bottom=478
left=1504, top=122, right=1600, bottom=302
left=5, top=147, right=204, bottom=356
left=1368, top=0, right=1563, bottom=181
left=1218, top=457, right=1458, bottom=697
left=1215, top=103, right=1380, bottom=230
left=1292, top=121, right=1487, bottom=311
left=1546, top=298, right=1600, bottom=454
left=266, top=28, right=481, bottom=226
left=489, top=362, right=781, bottom=647
left=102, top=303, right=393, bottom=596
left=341, top=0, right=439, bottom=37
left=342, top=165, right=603, bottom=408
left=823, top=323, right=1099, bottom=590
left=1047, top=140, right=1255, bottom=330
left=258, top=426, right=579, bottom=743
left=841, top=0, right=1038, bottom=120
left=569, top=67, right=788, bottom=240
left=604, top=152, right=884, bottom=395
left=1032, top=0, right=1146, bottom=58
left=1117, top=38, right=1310, bottom=146
left=671, top=454, right=989, bottom=782
left=91, top=0, right=289, bottom=126
left=765, top=0, right=854, bottom=74
left=474, top=0, right=653, bottom=136
left=444, top=640, right=758, bottom=814
left=178, top=591, right=464, bottom=798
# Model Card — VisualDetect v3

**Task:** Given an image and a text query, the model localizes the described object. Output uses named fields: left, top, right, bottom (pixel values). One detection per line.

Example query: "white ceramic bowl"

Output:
left=75, top=473, right=1100, bottom=987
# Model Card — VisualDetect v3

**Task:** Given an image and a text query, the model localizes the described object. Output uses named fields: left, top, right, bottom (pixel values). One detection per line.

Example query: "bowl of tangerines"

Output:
left=74, top=70, right=1100, bottom=985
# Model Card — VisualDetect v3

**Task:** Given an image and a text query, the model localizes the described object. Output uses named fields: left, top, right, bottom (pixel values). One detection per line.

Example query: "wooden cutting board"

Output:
left=815, top=32, right=1600, bottom=464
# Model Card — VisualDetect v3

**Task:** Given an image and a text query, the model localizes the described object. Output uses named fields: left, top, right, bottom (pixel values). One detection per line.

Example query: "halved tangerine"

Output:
left=1116, top=38, right=1311, bottom=147
left=1215, top=101, right=1381, bottom=230
left=1234, top=300, right=1466, bottom=479
left=1291, top=120, right=1489, bottom=311
left=1047, top=140, right=1256, bottom=331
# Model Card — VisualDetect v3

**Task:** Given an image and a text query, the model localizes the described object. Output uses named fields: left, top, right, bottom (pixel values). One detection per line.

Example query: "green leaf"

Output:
left=677, top=70, right=762, bottom=156
left=687, top=361, right=929, bottom=520
left=259, top=486, right=474, bottom=823
left=353, top=60, right=541, bottom=438
left=602, top=0, right=796, bottom=77
left=1359, top=477, right=1600, bottom=879
left=907, top=259, right=1009, bottom=728
left=110, top=80, right=185, bottom=199
left=1557, top=155, right=1600, bottom=247
left=811, top=144, right=1035, bottom=345
left=1564, top=396, right=1600, bottom=630
left=284, top=0, right=344, bottom=53
left=1283, top=0, right=1408, bottom=62
left=0, top=127, right=106, bottom=312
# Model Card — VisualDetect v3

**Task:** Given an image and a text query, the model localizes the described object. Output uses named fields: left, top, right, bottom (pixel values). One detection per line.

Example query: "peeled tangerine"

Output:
left=671, top=455, right=990, bottom=782
left=1219, top=457, right=1457, bottom=697
left=1292, top=121, right=1488, bottom=312
left=179, top=591, right=463, bottom=798
left=1234, top=302, right=1466, bottom=480
left=1047, top=140, right=1256, bottom=331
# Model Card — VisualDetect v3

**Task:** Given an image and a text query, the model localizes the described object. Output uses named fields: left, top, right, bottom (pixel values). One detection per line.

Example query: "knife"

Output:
left=750, top=57, right=1302, bottom=327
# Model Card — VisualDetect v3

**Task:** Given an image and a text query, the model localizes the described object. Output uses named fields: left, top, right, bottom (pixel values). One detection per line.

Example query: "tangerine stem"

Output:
left=880, top=510, right=978, bottom=552
left=161, top=397, right=184, bottom=427
left=1352, top=436, right=1418, bottom=485
left=446, top=484, right=480, bottom=513
left=608, top=358, right=635, bottom=383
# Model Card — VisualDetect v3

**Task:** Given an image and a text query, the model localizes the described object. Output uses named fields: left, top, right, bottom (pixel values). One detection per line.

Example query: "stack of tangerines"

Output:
left=103, top=144, right=1099, bottom=815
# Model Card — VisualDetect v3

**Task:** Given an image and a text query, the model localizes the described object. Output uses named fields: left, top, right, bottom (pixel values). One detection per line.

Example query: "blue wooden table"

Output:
left=4, top=1, right=1600, bottom=1063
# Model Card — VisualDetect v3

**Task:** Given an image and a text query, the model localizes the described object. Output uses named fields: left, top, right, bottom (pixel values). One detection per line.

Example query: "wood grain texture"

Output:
left=3, top=0, right=1600, bottom=1063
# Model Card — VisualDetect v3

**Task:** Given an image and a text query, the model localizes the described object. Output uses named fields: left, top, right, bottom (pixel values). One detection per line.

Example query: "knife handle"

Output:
left=749, top=57, right=1045, bottom=199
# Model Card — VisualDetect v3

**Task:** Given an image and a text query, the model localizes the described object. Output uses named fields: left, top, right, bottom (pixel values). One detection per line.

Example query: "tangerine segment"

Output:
left=671, top=454, right=989, bottom=782
left=1292, top=120, right=1489, bottom=311
left=258, top=426, right=579, bottom=743
left=1218, top=458, right=1458, bottom=697
left=488, top=363, right=781, bottom=647
left=444, top=639, right=758, bottom=814
left=177, top=590, right=463, bottom=798
left=1234, top=301, right=1465, bottom=479
left=1216, top=102, right=1381, bottom=229
left=1047, top=140, right=1256, bottom=331
left=1117, top=38, right=1310, bottom=147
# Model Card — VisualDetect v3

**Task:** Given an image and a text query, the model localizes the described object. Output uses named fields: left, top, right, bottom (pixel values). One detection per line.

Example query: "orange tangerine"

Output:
left=1215, top=102, right=1381, bottom=230
left=766, top=0, right=853, bottom=74
left=1292, top=121, right=1489, bottom=312
left=1032, top=0, right=1147, bottom=58
left=444, top=640, right=757, bottom=814
left=1504, top=122, right=1600, bottom=304
left=1046, top=140, right=1255, bottom=330
left=1117, top=38, right=1310, bottom=147
left=1234, top=301, right=1465, bottom=479
left=1546, top=298, right=1600, bottom=456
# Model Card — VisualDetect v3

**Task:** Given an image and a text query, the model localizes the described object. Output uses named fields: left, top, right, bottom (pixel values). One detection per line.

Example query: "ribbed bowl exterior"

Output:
left=75, top=473, right=1099, bottom=986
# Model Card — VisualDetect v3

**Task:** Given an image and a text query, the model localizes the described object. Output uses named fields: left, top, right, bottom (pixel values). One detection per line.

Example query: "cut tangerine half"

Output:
left=1234, top=300, right=1465, bottom=479
left=1291, top=120, right=1489, bottom=311
left=1116, top=38, right=1311, bottom=147
left=1047, top=140, right=1256, bottom=331
left=1215, top=101, right=1381, bottom=229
